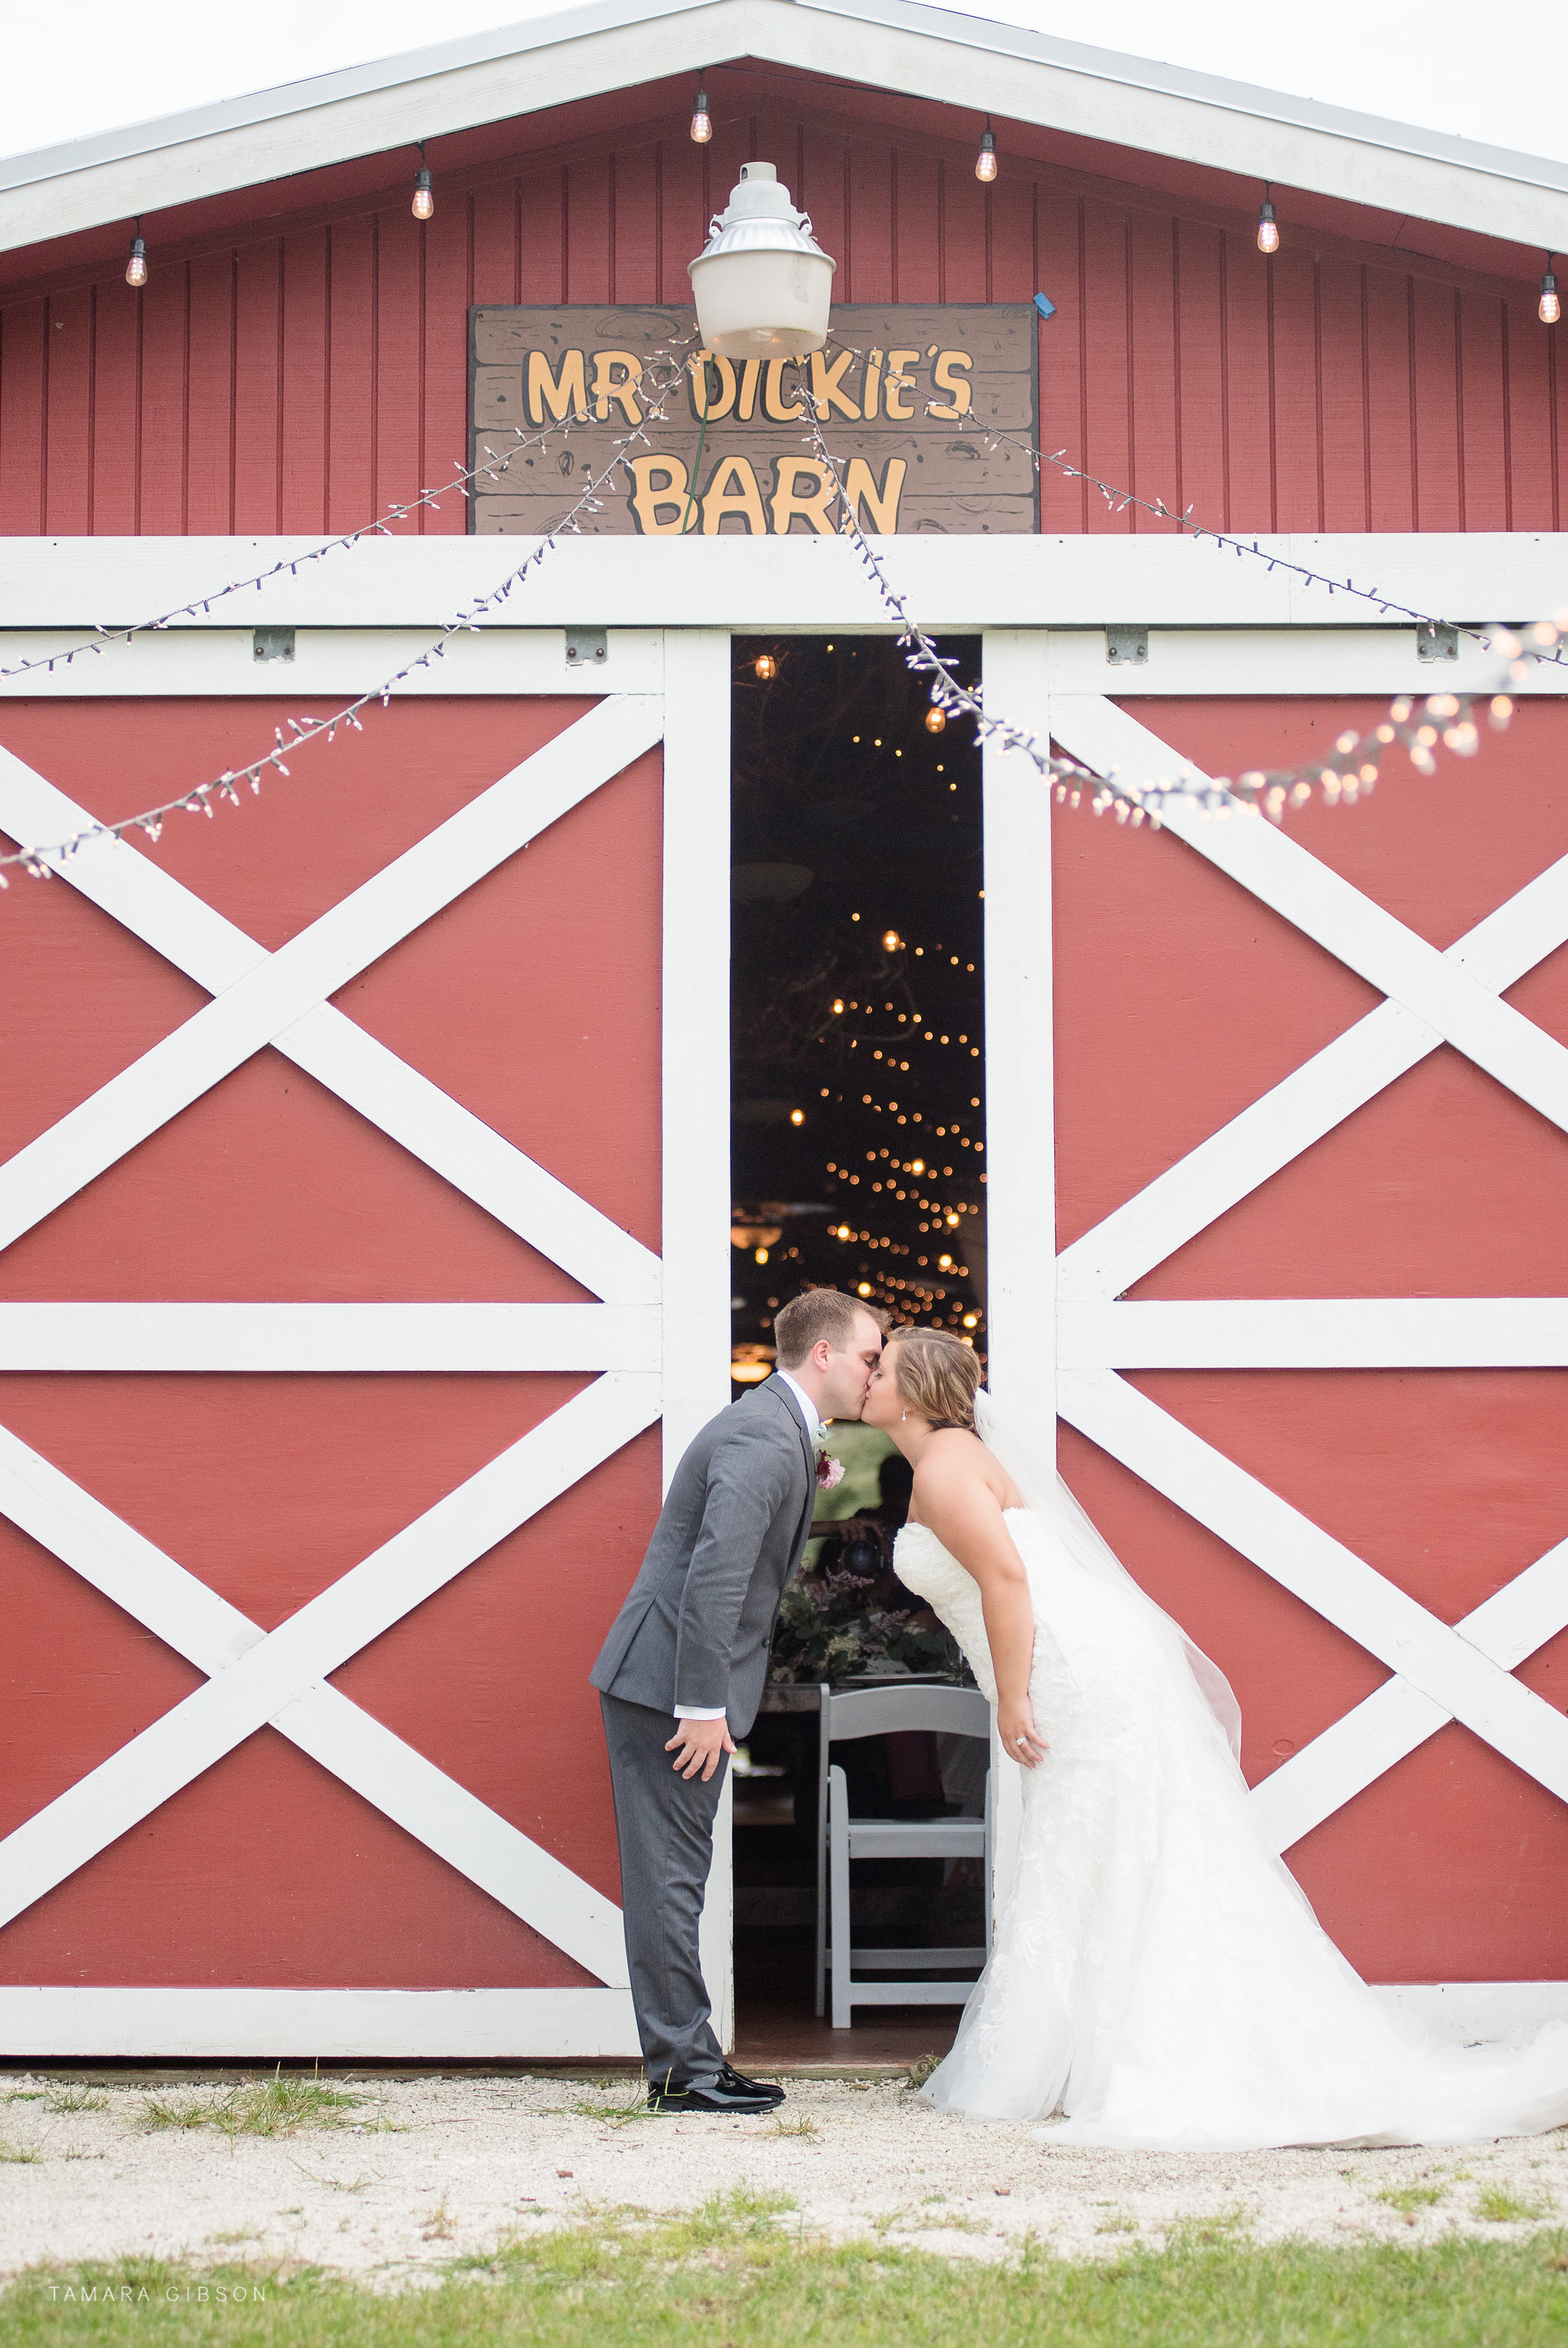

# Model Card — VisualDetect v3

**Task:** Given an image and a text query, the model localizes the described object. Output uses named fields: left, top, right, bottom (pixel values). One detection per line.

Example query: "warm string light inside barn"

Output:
left=818, top=922, right=988, bottom=1337
left=731, top=737, right=989, bottom=1347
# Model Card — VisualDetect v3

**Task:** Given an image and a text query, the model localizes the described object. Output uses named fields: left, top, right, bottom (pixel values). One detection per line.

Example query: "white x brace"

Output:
left=0, top=697, right=671, bottom=1980
left=1050, top=697, right=1568, bottom=1853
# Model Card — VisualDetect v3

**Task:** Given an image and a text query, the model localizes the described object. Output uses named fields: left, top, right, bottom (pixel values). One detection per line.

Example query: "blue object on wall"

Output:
left=1034, top=292, right=1057, bottom=322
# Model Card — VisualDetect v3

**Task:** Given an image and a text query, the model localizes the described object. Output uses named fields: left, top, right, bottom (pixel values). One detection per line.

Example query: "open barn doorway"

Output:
left=727, top=634, right=988, bottom=2066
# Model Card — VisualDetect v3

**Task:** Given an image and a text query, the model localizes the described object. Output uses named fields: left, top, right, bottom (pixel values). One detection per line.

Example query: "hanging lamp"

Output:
left=688, top=162, right=836, bottom=360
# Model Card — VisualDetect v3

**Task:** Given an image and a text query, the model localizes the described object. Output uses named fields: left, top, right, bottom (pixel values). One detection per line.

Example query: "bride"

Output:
left=861, top=1324, right=1568, bottom=2150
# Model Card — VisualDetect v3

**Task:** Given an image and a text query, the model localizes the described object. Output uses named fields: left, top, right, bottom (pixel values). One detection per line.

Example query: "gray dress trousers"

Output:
left=590, top=1378, right=817, bottom=2086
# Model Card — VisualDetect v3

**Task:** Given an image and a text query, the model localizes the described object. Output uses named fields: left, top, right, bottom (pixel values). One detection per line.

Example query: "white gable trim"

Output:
left=0, top=0, right=1564, bottom=264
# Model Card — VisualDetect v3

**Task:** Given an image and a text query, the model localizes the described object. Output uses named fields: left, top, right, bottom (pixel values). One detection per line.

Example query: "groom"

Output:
left=591, top=1288, right=886, bottom=2113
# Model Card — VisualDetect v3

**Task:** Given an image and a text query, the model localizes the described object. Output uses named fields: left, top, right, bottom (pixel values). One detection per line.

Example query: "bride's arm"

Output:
left=913, top=1445, right=1048, bottom=1768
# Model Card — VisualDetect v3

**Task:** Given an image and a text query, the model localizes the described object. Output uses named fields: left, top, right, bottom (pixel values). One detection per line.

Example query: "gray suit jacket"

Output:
left=590, top=1377, right=817, bottom=1738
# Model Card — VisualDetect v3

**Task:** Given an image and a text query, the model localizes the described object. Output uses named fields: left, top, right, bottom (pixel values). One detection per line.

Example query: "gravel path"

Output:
left=2, top=2072, right=1565, bottom=2284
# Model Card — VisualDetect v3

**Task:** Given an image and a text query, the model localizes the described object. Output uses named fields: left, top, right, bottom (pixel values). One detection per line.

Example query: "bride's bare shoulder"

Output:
left=912, top=1429, right=1022, bottom=1514
left=912, top=1429, right=998, bottom=1495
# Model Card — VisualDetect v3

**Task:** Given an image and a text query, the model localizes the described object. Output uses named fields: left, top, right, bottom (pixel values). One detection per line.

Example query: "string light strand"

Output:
left=812, top=328, right=1568, bottom=678
left=0, top=348, right=701, bottom=883
left=936, top=398, right=1568, bottom=678
left=799, top=401, right=1523, bottom=825
left=0, top=348, right=700, bottom=687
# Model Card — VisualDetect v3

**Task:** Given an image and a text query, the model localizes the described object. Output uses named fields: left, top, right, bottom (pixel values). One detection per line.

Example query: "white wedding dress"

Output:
left=894, top=1496, right=1568, bottom=2150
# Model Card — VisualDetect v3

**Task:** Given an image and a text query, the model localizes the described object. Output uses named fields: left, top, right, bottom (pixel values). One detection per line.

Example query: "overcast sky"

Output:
left=3, top=0, right=1564, bottom=172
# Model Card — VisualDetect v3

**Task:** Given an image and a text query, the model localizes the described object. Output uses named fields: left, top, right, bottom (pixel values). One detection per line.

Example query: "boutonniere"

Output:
left=816, top=1448, right=845, bottom=1491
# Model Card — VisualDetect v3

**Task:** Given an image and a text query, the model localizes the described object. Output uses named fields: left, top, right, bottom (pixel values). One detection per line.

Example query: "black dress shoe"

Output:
left=717, top=2061, right=784, bottom=2105
left=646, top=2076, right=781, bottom=2115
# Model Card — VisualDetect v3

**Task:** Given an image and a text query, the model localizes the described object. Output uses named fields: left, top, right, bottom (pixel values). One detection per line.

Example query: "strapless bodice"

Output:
left=893, top=1506, right=1187, bottom=1747
left=893, top=1511, right=1037, bottom=1705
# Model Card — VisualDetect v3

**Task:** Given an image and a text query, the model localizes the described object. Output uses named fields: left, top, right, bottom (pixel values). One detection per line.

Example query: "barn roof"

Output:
left=1, top=0, right=1563, bottom=263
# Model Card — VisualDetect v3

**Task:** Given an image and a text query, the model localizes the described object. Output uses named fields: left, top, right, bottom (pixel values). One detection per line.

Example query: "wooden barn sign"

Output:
left=469, top=305, right=1037, bottom=537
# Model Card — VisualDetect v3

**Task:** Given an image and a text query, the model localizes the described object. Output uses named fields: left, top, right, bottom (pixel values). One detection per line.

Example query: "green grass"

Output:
left=140, top=2075, right=361, bottom=2140
left=567, top=2088, right=656, bottom=2126
left=0, top=2144, right=41, bottom=2165
left=41, top=2087, right=106, bottom=2116
left=1374, top=2181, right=1448, bottom=2216
left=1475, top=2183, right=1556, bottom=2225
left=2, top=2198, right=1567, bottom=2347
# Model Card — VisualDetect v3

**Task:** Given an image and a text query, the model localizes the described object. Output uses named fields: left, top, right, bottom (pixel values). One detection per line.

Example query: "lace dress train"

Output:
left=893, top=1508, right=1568, bottom=2151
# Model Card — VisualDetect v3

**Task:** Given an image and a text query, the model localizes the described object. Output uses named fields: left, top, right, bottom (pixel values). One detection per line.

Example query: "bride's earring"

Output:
left=902, top=1411, right=908, bottom=1423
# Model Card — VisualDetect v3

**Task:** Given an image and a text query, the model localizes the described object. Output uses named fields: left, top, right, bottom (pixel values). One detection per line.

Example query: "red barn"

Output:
left=1, top=0, right=1566, bottom=2059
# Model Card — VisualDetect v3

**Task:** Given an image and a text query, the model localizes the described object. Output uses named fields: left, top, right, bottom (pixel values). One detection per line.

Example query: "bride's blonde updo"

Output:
left=885, top=1327, right=982, bottom=1433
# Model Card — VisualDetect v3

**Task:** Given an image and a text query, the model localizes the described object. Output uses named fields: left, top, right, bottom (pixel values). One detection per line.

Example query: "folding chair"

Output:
left=814, top=1681, right=992, bottom=2027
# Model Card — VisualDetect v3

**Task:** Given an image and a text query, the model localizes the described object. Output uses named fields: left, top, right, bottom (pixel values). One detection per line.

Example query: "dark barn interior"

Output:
left=727, top=635, right=988, bottom=2049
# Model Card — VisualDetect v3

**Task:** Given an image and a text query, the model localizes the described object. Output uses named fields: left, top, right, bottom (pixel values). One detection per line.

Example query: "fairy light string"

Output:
left=944, top=402, right=1568, bottom=679
left=0, top=403, right=660, bottom=686
left=0, top=345, right=700, bottom=884
left=799, top=397, right=1528, bottom=828
left=812, top=328, right=1568, bottom=682
left=6, top=322, right=1562, bottom=691
left=0, top=327, right=1557, bottom=880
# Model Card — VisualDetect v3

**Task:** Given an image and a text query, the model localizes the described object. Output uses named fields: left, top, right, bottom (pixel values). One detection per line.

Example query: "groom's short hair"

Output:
left=773, top=1288, right=880, bottom=1368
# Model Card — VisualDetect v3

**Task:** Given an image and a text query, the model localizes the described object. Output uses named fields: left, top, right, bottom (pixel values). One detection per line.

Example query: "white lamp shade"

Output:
left=688, top=162, right=837, bottom=360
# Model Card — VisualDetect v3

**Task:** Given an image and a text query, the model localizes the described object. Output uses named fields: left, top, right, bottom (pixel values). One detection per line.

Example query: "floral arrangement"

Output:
left=769, top=1516, right=970, bottom=1686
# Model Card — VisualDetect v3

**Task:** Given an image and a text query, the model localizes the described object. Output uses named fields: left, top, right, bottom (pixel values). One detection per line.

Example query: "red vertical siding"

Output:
left=44, top=289, right=93, bottom=536
left=374, top=209, right=424, bottom=533
left=1269, top=252, right=1320, bottom=529
left=1080, top=201, right=1132, bottom=527
left=1, top=104, right=1561, bottom=537
left=1317, top=255, right=1367, bottom=531
left=185, top=253, right=234, bottom=534
left=327, top=215, right=377, bottom=535
left=89, top=280, right=139, bottom=535
left=279, top=230, right=328, bottom=534
left=233, top=240, right=282, bottom=534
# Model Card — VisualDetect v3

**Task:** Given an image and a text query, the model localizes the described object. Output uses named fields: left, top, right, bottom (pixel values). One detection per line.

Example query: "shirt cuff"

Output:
left=671, top=1705, right=728, bottom=1720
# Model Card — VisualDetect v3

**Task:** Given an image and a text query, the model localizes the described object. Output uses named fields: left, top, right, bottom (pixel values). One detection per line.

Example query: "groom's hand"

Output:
left=665, top=1718, right=736, bottom=1781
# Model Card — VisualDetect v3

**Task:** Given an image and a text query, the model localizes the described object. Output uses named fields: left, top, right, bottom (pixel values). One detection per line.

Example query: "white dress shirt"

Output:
left=672, top=1370, right=820, bottom=1722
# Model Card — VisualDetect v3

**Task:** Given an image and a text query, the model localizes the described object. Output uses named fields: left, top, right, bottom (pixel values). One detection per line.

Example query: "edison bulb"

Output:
left=1541, top=267, right=1560, bottom=326
left=690, top=87, right=712, bottom=143
left=975, top=126, right=998, bottom=184
left=789, top=1108, right=804, bottom=1125
left=1256, top=199, right=1279, bottom=255
left=412, top=167, right=434, bottom=222
left=754, top=652, right=778, bottom=680
left=883, top=929, right=903, bottom=952
left=925, top=707, right=946, bottom=733
left=126, top=234, right=148, bottom=289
